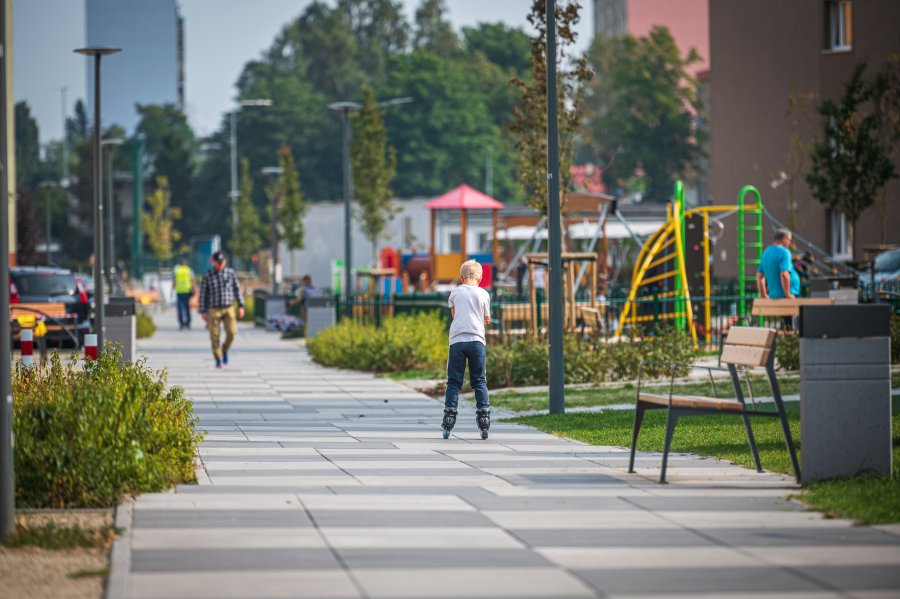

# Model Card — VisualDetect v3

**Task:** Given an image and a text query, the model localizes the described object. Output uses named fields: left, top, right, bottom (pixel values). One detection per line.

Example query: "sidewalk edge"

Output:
left=104, top=498, right=134, bottom=599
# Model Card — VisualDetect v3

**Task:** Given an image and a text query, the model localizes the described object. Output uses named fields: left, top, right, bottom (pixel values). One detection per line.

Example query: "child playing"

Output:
left=441, top=260, right=492, bottom=439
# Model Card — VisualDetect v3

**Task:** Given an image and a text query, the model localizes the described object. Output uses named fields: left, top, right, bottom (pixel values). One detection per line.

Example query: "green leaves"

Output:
left=12, top=348, right=203, bottom=508
left=276, top=145, right=308, bottom=253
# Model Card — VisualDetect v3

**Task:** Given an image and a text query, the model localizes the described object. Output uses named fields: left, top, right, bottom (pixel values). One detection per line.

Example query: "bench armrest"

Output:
left=637, top=361, right=728, bottom=402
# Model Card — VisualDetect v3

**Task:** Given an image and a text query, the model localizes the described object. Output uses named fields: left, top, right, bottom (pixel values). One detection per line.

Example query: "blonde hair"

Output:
left=460, top=260, right=483, bottom=281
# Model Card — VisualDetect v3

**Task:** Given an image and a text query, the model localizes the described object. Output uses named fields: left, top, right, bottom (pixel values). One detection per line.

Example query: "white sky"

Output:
left=14, top=0, right=593, bottom=145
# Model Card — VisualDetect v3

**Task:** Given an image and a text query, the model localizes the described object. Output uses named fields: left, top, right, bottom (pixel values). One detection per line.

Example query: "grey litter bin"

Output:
left=799, top=304, right=892, bottom=483
left=105, top=296, right=136, bottom=364
left=305, top=296, right=336, bottom=338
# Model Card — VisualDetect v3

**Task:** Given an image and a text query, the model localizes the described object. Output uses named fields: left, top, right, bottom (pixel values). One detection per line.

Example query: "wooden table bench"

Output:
left=10, top=302, right=82, bottom=345
left=751, top=297, right=834, bottom=318
left=628, top=326, right=800, bottom=483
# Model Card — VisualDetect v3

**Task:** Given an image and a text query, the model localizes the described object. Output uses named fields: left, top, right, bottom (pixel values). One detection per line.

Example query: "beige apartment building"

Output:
left=708, top=0, right=900, bottom=275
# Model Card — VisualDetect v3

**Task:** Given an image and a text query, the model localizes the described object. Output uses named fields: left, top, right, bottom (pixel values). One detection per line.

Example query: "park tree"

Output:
left=509, top=0, right=591, bottom=213
left=584, top=26, right=702, bottom=203
left=15, top=192, right=40, bottom=265
left=230, top=158, right=265, bottom=269
left=142, top=176, right=183, bottom=266
left=339, top=0, right=409, bottom=83
left=351, top=86, right=397, bottom=264
left=276, top=145, right=308, bottom=263
left=413, top=0, right=458, bottom=56
left=871, top=54, right=900, bottom=242
left=806, top=62, right=898, bottom=258
left=15, top=102, right=41, bottom=190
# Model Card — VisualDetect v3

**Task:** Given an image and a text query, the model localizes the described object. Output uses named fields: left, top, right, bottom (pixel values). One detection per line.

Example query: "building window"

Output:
left=829, top=210, right=851, bottom=260
left=824, top=0, right=852, bottom=51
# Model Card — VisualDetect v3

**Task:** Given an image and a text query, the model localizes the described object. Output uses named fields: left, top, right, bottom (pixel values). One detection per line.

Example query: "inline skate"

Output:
left=476, top=409, right=491, bottom=440
left=441, top=409, right=457, bottom=439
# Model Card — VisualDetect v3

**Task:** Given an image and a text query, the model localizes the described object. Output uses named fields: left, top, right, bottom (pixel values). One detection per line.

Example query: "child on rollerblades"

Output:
left=441, top=260, right=492, bottom=439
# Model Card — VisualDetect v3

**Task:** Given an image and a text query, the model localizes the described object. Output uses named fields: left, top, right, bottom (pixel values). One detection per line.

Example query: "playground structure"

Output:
left=615, top=181, right=860, bottom=347
left=525, top=252, right=600, bottom=336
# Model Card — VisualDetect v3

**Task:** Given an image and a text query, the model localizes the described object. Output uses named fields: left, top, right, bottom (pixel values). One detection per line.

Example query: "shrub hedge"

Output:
left=307, top=312, right=446, bottom=372
left=12, top=348, right=203, bottom=508
left=136, top=311, right=156, bottom=338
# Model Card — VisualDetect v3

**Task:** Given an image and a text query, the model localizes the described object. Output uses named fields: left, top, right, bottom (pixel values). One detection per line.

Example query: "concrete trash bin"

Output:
left=104, top=296, right=136, bottom=364
left=305, top=296, right=336, bottom=338
left=799, top=304, right=892, bottom=483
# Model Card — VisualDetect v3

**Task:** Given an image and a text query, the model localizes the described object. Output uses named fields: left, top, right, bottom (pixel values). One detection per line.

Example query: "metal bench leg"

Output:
left=777, top=409, right=801, bottom=483
left=741, top=413, right=763, bottom=472
left=659, top=409, right=679, bottom=484
left=628, top=403, right=646, bottom=473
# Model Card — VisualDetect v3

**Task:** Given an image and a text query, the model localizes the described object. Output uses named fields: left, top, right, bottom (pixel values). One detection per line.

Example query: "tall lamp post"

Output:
left=1, top=0, right=14, bottom=540
left=261, top=166, right=283, bottom=295
left=229, top=99, right=271, bottom=241
left=328, top=96, right=410, bottom=299
left=102, top=138, right=124, bottom=292
left=75, top=45, right=121, bottom=354
left=38, top=181, right=60, bottom=264
left=546, top=0, right=566, bottom=414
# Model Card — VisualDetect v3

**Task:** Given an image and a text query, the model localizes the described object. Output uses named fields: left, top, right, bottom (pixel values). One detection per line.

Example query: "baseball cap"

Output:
left=212, top=251, right=226, bottom=262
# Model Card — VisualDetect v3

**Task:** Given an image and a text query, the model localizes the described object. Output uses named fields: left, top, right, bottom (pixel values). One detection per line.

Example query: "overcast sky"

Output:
left=14, top=0, right=593, bottom=145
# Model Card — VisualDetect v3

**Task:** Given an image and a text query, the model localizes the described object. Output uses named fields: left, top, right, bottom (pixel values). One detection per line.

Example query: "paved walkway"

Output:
left=111, top=315, right=900, bottom=599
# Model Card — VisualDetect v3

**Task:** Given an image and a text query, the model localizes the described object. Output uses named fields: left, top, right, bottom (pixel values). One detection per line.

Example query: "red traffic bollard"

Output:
left=84, top=333, right=98, bottom=361
left=20, top=329, right=34, bottom=367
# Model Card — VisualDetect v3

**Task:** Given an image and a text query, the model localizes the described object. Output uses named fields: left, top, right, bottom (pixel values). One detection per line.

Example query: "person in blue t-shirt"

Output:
left=756, top=229, right=800, bottom=300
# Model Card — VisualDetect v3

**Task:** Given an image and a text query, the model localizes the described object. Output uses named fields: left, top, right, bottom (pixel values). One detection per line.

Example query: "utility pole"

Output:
left=546, top=0, right=566, bottom=414
left=60, top=85, right=69, bottom=186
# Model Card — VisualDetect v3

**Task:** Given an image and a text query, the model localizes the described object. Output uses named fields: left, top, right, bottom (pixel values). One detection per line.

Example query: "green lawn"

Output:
left=512, top=399, right=900, bottom=525
left=381, top=369, right=443, bottom=381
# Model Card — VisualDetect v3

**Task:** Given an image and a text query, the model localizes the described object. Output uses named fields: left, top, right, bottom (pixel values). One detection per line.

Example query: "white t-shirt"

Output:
left=448, top=284, right=491, bottom=346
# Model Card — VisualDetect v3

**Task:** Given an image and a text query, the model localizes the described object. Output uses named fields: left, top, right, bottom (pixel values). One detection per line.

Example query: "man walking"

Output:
left=173, top=257, right=196, bottom=330
left=756, top=228, right=801, bottom=328
left=199, top=251, right=245, bottom=368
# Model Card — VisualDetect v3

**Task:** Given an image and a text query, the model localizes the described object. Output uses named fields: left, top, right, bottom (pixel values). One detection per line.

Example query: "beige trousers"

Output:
left=207, top=306, right=237, bottom=360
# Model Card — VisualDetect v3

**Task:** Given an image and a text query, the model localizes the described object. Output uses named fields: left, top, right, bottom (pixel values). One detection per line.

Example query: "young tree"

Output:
left=276, top=145, right=307, bottom=262
left=509, top=0, right=591, bottom=213
left=584, top=26, right=702, bottom=202
left=806, top=63, right=898, bottom=259
left=413, top=0, right=458, bottom=56
left=351, top=85, right=397, bottom=264
left=230, top=158, right=265, bottom=269
left=142, top=176, right=183, bottom=266
left=871, top=54, right=900, bottom=242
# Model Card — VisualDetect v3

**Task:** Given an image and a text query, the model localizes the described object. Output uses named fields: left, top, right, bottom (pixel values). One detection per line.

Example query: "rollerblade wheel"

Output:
left=442, top=429, right=450, bottom=439
left=481, top=429, right=489, bottom=440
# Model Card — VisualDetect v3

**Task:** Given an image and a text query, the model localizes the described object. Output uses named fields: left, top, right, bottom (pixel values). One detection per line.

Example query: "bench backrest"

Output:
left=720, top=326, right=776, bottom=367
left=10, top=302, right=70, bottom=321
left=751, top=297, right=834, bottom=317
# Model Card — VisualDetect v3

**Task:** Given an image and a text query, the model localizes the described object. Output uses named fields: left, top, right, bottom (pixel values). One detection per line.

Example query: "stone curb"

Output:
left=104, top=498, right=133, bottom=599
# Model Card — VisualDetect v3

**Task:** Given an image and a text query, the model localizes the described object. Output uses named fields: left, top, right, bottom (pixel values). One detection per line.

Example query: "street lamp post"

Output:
left=546, top=0, right=566, bottom=414
left=328, top=96, right=411, bottom=299
left=102, top=138, right=124, bottom=292
left=38, top=181, right=60, bottom=264
left=1, top=0, right=14, bottom=540
left=75, top=45, right=122, bottom=354
left=261, top=166, right=283, bottom=295
left=229, top=99, right=271, bottom=241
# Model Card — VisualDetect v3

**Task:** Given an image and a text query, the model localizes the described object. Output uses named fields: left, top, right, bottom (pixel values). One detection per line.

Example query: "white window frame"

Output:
left=829, top=210, right=851, bottom=261
left=824, top=0, right=852, bottom=52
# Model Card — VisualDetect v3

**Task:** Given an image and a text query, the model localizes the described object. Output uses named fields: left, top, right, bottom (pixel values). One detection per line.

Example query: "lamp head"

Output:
left=74, top=46, right=122, bottom=57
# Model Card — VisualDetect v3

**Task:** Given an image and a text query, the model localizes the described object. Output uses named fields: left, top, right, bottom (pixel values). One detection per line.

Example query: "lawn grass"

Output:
left=1, top=521, right=120, bottom=549
left=382, top=369, right=443, bottom=381
left=512, top=398, right=900, bottom=524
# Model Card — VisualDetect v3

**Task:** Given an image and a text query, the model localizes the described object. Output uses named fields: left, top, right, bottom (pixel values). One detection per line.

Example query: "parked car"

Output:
left=873, top=248, right=900, bottom=282
left=9, top=266, right=92, bottom=346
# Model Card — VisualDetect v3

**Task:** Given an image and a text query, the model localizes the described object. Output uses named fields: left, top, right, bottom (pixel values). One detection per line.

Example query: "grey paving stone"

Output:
left=309, top=510, right=495, bottom=528
left=704, top=527, right=900, bottom=547
left=131, top=548, right=340, bottom=572
left=134, top=509, right=312, bottom=529
left=575, top=566, right=821, bottom=595
left=626, top=495, right=801, bottom=512
left=337, top=548, right=553, bottom=569
left=511, top=528, right=714, bottom=548
left=791, top=565, right=900, bottom=590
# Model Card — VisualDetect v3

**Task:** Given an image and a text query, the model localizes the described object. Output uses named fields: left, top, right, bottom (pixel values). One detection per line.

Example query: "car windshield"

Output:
left=15, top=273, right=77, bottom=297
left=874, top=250, right=900, bottom=273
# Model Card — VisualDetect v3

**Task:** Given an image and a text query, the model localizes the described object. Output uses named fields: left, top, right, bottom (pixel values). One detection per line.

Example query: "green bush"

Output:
left=776, top=332, right=800, bottom=371
left=892, top=315, right=900, bottom=364
left=307, top=312, right=447, bottom=372
left=241, top=293, right=256, bottom=322
left=12, top=348, right=203, bottom=508
left=136, top=312, right=156, bottom=338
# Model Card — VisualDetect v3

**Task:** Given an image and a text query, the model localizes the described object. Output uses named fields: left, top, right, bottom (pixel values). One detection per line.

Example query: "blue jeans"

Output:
left=176, top=293, right=192, bottom=327
left=444, top=341, right=489, bottom=411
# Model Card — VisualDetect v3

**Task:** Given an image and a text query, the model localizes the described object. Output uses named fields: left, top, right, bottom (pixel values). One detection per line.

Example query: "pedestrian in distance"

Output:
left=756, top=228, right=801, bottom=329
left=441, top=260, right=492, bottom=440
left=199, top=251, right=245, bottom=368
left=173, top=257, right=196, bottom=330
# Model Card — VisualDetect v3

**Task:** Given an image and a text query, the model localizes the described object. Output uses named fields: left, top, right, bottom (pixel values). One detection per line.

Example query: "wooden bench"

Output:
left=10, top=302, right=81, bottom=344
left=628, top=326, right=800, bottom=483
left=578, top=305, right=605, bottom=337
left=751, top=297, right=834, bottom=318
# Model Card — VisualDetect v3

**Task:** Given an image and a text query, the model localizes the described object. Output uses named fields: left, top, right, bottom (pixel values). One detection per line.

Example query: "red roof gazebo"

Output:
left=425, top=184, right=505, bottom=282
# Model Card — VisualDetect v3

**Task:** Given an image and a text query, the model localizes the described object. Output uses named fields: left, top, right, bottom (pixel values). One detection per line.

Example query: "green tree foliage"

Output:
left=142, top=176, right=183, bottom=265
left=806, top=63, right=898, bottom=258
left=509, top=0, right=591, bottom=213
left=584, top=26, right=702, bottom=202
left=230, top=158, right=265, bottom=267
left=276, top=144, right=307, bottom=253
left=463, top=23, right=531, bottom=75
left=351, top=86, right=397, bottom=262
left=15, top=102, right=41, bottom=190
left=15, top=192, right=40, bottom=265
left=413, top=0, right=458, bottom=56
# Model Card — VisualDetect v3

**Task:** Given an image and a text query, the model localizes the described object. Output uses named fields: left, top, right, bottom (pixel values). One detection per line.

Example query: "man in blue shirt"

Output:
left=757, top=229, right=801, bottom=300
